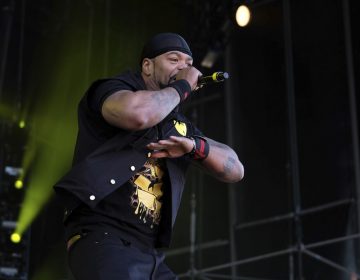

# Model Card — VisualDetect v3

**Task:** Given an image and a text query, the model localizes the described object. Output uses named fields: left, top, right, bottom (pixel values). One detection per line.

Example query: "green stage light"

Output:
left=15, top=30, right=89, bottom=236
left=14, top=179, right=24, bottom=189
left=19, top=120, right=26, bottom=128
left=14, top=10, right=135, bottom=237
left=10, top=232, right=21, bottom=243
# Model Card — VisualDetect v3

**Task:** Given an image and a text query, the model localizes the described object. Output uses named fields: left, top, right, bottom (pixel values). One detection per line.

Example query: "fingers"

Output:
left=146, top=136, right=189, bottom=159
left=168, top=135, right=183, bottom=142
left=147, top=136, right=183, bottom=148
left=147, top=139, right=176, bottom=150
left=149, top=150, right=168, bottom=158
left=176, top=67, right=202, bottom=91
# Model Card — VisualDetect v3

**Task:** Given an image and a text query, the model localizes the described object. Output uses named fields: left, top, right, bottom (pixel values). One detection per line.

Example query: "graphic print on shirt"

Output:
left=173, top=120, right=187, bottom=136
left=129, top=158, right=164, bottom=228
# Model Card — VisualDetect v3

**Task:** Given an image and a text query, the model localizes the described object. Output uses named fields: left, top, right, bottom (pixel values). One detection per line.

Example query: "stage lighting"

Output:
left=10, top=233, right=21, bottom=243
left=14, top=179, right=23, bottom=189
left=18, top=120, right=26, bottom=129
left=236, top=5, right=251, bottom=27
left=1, top=220, right=17, bottom=229
left=0, top=267, right=19, bottom=278
left=5, top=166, right=23, bottom=177
left=201, top=50, right=219, bottom=69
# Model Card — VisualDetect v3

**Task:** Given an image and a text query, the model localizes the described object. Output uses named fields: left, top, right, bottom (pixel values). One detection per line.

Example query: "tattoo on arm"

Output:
left=149, top=90, right=179, bottom=115
left=216, top=156, right=236, bottom=178
left=224, top=157, right=236, bottom=175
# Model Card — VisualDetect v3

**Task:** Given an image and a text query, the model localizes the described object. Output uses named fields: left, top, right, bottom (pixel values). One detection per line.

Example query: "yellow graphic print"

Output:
left=173, top=120, right=187, bottom=136
left=129, top=159, right=164, bottom=228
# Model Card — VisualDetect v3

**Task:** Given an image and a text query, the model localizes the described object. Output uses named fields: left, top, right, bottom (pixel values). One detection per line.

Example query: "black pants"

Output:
left=68, top=231, right=177, bottom=280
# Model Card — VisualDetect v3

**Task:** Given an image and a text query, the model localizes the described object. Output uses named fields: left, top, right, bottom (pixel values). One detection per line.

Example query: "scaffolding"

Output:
left=165, top=0, right=360, bottom=279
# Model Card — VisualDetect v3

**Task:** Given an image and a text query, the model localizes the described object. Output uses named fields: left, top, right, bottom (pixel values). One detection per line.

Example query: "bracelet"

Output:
left=187, top=136, right=209, bottom=160
left=188, top=137, right=196, bottom=157
left=168, top=80, right=192, bottom=102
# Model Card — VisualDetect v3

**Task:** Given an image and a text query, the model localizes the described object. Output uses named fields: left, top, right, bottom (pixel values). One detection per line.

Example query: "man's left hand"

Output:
left=146, top=136, right=193, bottom=158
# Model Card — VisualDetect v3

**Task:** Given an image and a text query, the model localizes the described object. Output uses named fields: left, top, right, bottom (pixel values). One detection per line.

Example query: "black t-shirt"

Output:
left=66, top=158, right=169, bottom=248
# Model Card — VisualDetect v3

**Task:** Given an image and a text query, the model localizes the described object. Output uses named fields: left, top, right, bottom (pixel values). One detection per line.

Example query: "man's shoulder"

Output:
left=84, top=70, right=144, bottom=95
left=111, top=69, right=140, bottom=79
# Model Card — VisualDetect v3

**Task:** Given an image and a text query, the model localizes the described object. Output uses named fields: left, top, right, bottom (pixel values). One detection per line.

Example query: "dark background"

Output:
left=1, top=0, right=360, bottom=279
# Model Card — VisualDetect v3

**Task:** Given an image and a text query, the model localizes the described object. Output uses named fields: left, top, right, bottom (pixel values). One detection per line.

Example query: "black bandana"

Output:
left=139, top=33, right=192, bottom=65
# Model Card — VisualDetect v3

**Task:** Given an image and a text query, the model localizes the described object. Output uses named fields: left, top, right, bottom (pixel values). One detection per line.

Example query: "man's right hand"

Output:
left=174, top=66, right=202, bottom=92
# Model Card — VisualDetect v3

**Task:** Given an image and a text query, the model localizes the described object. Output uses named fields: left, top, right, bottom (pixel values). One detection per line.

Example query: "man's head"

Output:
left=140, top=33, right=192, bottom=65
left=140, top=33, right=193, bottom=90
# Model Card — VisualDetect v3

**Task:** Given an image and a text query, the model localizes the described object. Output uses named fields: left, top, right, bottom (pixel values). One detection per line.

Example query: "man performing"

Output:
left=54, top=32, right=244, bottom=280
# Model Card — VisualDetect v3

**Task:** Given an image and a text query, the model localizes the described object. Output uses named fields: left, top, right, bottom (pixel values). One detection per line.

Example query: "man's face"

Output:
left=147, top=51, right=193, bottom=89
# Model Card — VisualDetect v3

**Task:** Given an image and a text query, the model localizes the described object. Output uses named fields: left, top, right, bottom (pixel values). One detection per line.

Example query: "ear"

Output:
left=142, top=58, right=154, bottom=76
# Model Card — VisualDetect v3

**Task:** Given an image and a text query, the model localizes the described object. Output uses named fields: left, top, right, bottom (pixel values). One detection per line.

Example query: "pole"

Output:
left=282, top=0, right=303, bottom=278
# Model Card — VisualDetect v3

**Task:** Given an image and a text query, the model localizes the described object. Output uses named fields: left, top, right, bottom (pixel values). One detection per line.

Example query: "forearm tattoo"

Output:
left=150, top=90, right=178, bottom=115
left=223, top=156, right=236, bottom=175
left=201, top=138, right=239, bottom=180
left=215, top=156, right=236, bottom=178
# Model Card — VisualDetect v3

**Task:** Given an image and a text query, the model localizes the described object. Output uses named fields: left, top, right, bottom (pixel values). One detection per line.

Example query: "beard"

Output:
left=159, top=82, right=167, bottom=89
left=159, top=75, right=176, bottom=89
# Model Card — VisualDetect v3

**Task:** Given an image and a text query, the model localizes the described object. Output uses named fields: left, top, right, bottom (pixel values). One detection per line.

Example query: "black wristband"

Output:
left=168, top=80, right=192, bottom=102
left=188, top=136, right=210, bottom=160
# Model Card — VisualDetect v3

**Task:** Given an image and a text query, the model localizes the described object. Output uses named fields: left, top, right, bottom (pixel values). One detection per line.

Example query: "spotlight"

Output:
left=18, top=120, right=26, bottom=128
left=14, top=179, right=23, bottom=189
left=10, top=232, right=21, bottom=243
left=236, top=5, right=251, bottom=27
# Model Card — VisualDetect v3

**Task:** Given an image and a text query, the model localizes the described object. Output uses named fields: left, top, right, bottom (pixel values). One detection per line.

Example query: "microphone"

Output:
left=197, top=72, right=229, bottom=86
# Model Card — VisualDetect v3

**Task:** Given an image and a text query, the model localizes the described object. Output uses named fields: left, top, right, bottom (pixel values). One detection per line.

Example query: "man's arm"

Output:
left=197, top=137, right=244, bottom=183
left=102, top=88, right=180, bottom=131
left=147, top=136, right=244, bottom=183
left=101, top=67, right=200, bottom=131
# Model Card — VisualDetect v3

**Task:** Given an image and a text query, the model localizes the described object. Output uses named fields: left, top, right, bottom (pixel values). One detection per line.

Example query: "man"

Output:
left=54, top=33, right=244, bottom=280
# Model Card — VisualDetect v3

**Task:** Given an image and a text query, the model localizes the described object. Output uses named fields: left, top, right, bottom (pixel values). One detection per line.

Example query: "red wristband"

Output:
left=188, top=136, right=209, bottom=160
